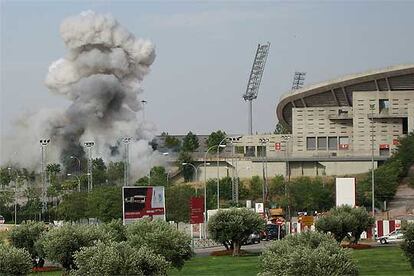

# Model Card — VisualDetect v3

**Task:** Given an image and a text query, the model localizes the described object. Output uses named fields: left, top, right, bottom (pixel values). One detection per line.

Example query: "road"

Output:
left=195, top=241, right=271, bottom=257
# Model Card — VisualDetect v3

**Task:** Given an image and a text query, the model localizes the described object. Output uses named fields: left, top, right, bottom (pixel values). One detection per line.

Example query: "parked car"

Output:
left=377, top=229, right=404, bottom=244
left=244, top=232, right=261, bottom=244
left=264, top=224, right=285, bottom=240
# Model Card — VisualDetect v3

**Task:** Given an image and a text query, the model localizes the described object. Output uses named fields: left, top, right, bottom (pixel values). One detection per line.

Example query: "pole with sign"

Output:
left=276, top=218, right=284, bottom=240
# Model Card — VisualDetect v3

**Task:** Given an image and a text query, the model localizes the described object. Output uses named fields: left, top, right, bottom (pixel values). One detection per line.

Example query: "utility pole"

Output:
left=40, top=139, right=50, bottom=220
left=259, top=138, right=269, bottom=214
left=370, top=104, right=376, bottom=219
left=123, top=137, right=131, bottom=186
left=84, top=141, right=95, bottom=192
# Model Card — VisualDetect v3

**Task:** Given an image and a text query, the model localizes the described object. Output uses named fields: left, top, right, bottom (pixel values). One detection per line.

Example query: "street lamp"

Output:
left=141, top=100, right=147, bottom=121
left=216, top=141, right=227, bottom=210
left=84, top=141, right=95, bottom=192
left=259, top=138, right=269, bottom=214
left=122, top=137, right=132, bottom=186
left=67, top=173, right=81, bottom=192
left=182, top=162, right=210, bottom=196
left=40, top=138, right=50, bottom=219
left=281, top=135, right=291, bottom=220
left=370, top=104, right=376, bottom=219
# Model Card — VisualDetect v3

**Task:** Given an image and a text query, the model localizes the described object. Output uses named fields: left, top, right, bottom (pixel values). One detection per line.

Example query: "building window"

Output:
left=328, top=137, right=337, bottom=150
left=317, top=137, right=327, bottom=150
left=379, top=99, right=390, bottom=114
left=257, top=146, right=266, bottom=157
left=245, top=146, right=255, bottom=157
left=339, top=136, right=349, bottom=150
left=403, top=118, right=408, bottom=134
left=235, top=146, right=244, bottom=154
left=306, top=137, right=316, bottom=150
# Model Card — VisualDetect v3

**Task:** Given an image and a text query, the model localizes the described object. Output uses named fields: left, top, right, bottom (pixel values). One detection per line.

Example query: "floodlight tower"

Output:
left=40, top=138, right=50, bottom=217
left=123, top=137, right=132, bottom=187
left=84, top=141, right=95, bottom=192
left=291, top=72, right=306, bottom=90
left=243, top=42, right=270, bottom=135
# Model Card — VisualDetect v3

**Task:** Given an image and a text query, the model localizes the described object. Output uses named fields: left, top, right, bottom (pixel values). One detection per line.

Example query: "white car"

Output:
left=377, top=229, right=404, bottom=244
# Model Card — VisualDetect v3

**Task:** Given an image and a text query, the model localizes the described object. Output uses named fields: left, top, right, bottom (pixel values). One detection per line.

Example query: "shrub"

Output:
left=0, top=244, right=32, bottom=275
left=401, top=223, right=414, bottom=269
left=208, top=208, right=264, bottom=256
left=259, top=231, right=358, bottom=276
left=98, top=219, right=127, bottom=242
left=37, top=224, right=107, bottom=270
left=126, top=219, right=193, bottom=269
left=9, top=221, right=46, bottom=258
left=72, top=241, right=169, bottom=276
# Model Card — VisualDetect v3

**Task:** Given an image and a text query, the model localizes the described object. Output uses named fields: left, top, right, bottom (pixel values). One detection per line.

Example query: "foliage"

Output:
left=136, top=166, right=168, bottom=186
left=177, top=151, right=195, bottom=182
left=0, top=244, right=32, bottom=275
left=206, top=130, right=227, bottom=153
left=182, top=131, right=199, bottom=152
left=92, top=158, right=108, bottom=186
left=56, top=192, right=88, bottom=221
left=208, top=208, right=264, bottom=256
left=0, top=167, right=12, bottom=188
left=259, top=231, right=358, bottom=276
left=273, top=122, right=290, bottom=134
left=87, top=186, right=122, bottom=222
left=289, top=177, right=334, bottom=212
left=73, top=241, right=169, bottom=276
left=107, top=161, right=124, bottom=185
left=98, top=219, right=127, bottom=242
left=37, top=224, right=107, bottom=270
left=126, top=219, right=193, bottom=269
left=164, top=134, right=181, bottom=152
left=316, top=205, right=374, bottom=244
left=10, top=221, right=46, bottom=257
left=392, top=132, right=414, bottom=177
left=165, top=184, right=195, bottom=223
left=248, top=176, right=263, bottom=200
left=401, top=222, right=414, bottom=268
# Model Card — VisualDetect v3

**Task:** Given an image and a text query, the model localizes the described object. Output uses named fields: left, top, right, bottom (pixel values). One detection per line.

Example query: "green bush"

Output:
left=72, top=241, right=169, bottom=275
left=401, top=223, right=414, bottom=269
left=126, top=219, right=193, bottom=269
left=98, top=219, right=127, bottom=242
left=37, top=224, right=107, bottom=270
left=0, top=244, right=32, bottom=275
left=259, top=231, right=358, bottom=276
left=9, top=221, right=46, bottom=257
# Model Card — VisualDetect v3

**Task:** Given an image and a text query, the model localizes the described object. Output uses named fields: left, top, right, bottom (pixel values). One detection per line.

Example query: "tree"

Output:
left=10, top=221, right=46, bottom=258
left=249, top=176, right=263, bottom=200
left=0, top=244, right=32, bottom=275
left=177, top=151, right=194, bottom=182
left=259, top=232, right=358, bottom=276
left=56, top=192, right=88, bottom=221
left=87, top=186, right=122, bottom=222
left=126, top=219, right=193, bottom=269
left=165, top=184, right=195, bottom=223
left=208, top=208, right=264, bottom=256
left=401, top=222, right=414, bottom=269
left=107, top=161, right=124, bottom=185
left=92, top=158, right=107, bottom=186
left=206, top=130, right=227, bottom=153
left=182, top=131, right=199, bottom=152
left=0, top=167, right=11, bottom=189
left=73, top=241, right=170, bottom=276
left=164, top=134, right=181, bottom=152
left=316, top=205, right=374, bottom=244
left=273, top=122, right=290, bottom=134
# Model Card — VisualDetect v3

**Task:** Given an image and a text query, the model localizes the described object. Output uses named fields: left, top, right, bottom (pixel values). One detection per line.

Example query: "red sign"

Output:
left=190, top=197, right=204, bottom=224
left=123, top=186, right=165, bottom=222
left=275, top=218, right=284, bottom=225
left=275, top=143, right=281, bottom=151
left=379, top=144, right=389, bottom=149
left=339, top=144, right=349, bottom=150
left=393, top=139, right=400, bottom=146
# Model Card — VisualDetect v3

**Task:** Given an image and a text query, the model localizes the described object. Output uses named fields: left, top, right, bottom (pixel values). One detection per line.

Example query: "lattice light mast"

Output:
left=123, top=137, right=132, bottom=187
left=40, top=139, right=50, bottom=219
left=291, top=72, right=306, bottom=90
left=243, top=42, right=270, bottom=135
left=84, top=141, right=95, bottom=192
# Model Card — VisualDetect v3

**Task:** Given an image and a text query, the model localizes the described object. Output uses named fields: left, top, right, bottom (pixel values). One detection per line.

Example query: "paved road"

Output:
left=195, top=241, right=271, bottom=257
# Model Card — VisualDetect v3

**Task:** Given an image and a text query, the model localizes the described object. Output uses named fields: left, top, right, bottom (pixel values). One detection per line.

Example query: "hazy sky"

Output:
left=1, top=0, right=414, bottom=138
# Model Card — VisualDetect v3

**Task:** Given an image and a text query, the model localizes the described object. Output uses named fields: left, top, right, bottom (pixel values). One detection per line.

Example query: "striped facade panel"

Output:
left=388, top=74, right=414, bottom=90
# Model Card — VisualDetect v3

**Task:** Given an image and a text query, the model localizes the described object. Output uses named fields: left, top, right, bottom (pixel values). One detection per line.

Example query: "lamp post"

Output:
left=67, top=173, right=81, bottom=192
left=370, top=104, right=376, bottom=219
left=282, top=135, right=291, bottom=220
left=70, top=155, right=81, bottom=173
left=8, top=168, right=18, bottom=225
left=84, top=141, right=95, bottom=192
left=122, top=137, right=132, bottom=186
left=216, top=140, right=227, bottom=210
left=182, top=162, right=210, bottom=196
left=40, top=138, right=50, bottom=219
left=259, top=138, right=269, bottom=214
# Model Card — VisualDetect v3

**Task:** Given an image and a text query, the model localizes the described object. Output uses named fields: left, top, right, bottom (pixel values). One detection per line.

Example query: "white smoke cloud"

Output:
left=2, top=11, right=162, bottom=180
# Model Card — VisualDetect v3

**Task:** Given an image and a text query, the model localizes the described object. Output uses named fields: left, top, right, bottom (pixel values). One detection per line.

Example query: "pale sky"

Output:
left=1, top=0, right=414, bottom=138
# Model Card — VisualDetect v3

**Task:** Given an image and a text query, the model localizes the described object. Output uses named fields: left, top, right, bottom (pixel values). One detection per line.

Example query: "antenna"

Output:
left=243, top=42, right=270, bottom=135
left=292, top=72, right=306, bottom=90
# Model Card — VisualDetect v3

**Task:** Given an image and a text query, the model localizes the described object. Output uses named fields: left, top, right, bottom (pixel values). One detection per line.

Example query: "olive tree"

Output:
left=401, top=223, right=414, bottom=268
left=0, top=244, right=32, bottom=275
left=9, top=221, right=46, bottom=259
left=73, top=241, right=169, bottom=276
left=259, top=231, right=358, bottom=276
left=208, top=208, right=264, bottom=256
left=126, top=219, right=193, bottom=269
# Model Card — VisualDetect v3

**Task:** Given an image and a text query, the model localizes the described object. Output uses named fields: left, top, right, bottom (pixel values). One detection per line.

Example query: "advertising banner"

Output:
left=190, top=197, right=204, bottom=224
left=335, top=178, right=356, bottom=207
left=123, top=186, right=165, bottom=224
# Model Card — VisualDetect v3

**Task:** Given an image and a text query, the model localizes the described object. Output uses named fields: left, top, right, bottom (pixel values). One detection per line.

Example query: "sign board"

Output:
left=122, top=186, right=165, bottom=224
left=275, top=143, right=281, bottom=151
left=190, top=197, right=204, bottom=224
left=301, top=216, right=314, bottom=227
left=275, top=218, right=284, bottom=225
left=255, top=203, right=264, bottom=213
left=335, top=178, right=356, bottom=207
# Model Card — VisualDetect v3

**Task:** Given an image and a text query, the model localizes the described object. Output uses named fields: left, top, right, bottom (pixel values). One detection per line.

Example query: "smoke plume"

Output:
left=2, top=11, right=162, bottom=179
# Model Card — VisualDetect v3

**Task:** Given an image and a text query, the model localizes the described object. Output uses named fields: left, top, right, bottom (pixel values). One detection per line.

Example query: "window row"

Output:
left=306, top=136, right=349, bottom=151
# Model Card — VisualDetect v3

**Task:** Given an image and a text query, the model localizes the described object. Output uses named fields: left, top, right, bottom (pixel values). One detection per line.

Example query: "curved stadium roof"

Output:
left=276, top=64, right=414, bottom=129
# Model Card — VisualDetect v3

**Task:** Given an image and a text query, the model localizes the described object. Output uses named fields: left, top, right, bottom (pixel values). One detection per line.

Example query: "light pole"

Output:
left=370, top=104, right=376, bottom=219
left=182, top=162, right=210, bottom=196
left=259, top=138, right=269, bottom=214
left=123, top=137, right=132, bottom=186
left=84, top=141, right=95, bottom=192
left=282, top=135, right=291, bottom=220
left=67, top=173, right=81, bottom=192
left=40, top=138, right=50, bottom=219
left=217, top=137, right=230, bottom=210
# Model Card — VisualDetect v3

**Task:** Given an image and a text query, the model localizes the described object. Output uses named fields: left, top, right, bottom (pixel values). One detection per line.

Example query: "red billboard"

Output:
left=123, top=186, right=165, bottom=224
left=190, top=197, right=204, bottom=224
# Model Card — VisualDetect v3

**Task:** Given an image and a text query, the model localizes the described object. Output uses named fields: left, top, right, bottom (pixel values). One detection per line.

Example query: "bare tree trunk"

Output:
left=232, top=240, right=241, bottom=256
